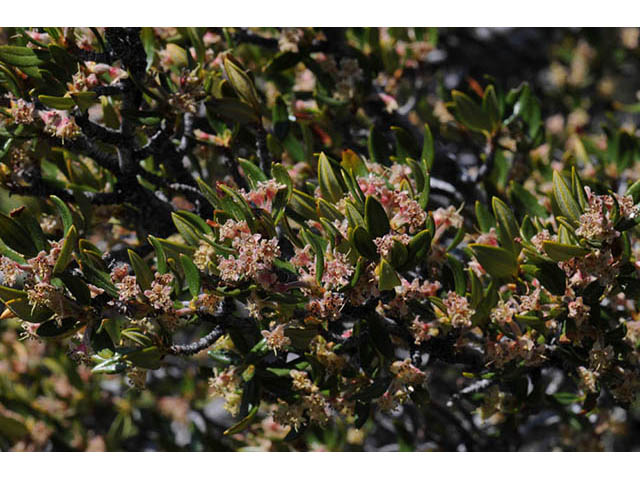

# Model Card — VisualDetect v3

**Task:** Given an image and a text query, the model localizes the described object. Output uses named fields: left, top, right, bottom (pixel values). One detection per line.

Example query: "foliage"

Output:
left=1, top=27, right=640, bottom=451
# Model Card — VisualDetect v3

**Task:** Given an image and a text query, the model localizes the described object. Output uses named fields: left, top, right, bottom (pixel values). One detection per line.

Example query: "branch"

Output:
left=168, top=326, right=224, bottom=356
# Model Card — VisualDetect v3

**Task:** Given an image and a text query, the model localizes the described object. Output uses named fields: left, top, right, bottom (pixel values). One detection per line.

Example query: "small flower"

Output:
left=217, top=231, right=280, bottom=286
left=578, top=366, right=598, bottom=394
left=240, top=179, right=286, bottom=214
left=490, top=299, right=518, bottom=326
left=28, top=243, right=62, bottom=283
left=195, top=291, right=221, bottom=314
left=390, top=358, right=426, bottom=385
left=39, top=110, right=80, bottom=142
left=67, top=68, right=99, bottom=93
left=409, top=317, right=438, bottom=344
left=390, top=191, right=427, bottom=233
left=568, top=296, right=590, bottom=326
left=531, top=230, right=555, bottom=252
left=306, top=291, right=345, bottom=322
left=321, top=249, right=354, bottom=289
left=144, top=272, right=175, bottom=311
left=9, top=97, right=35, bottom=124
left=26, top=282, right=63, bottom=311
left=116, top=275, right=141, bottom=302
left=432, top=205, right=463, bottom=230
left=273, top=399, right=306, bottom=431
left=310, top=336, right=346, bottom=371
left=261, top=323, right=291, bottom=354
left=0, top=256, right=21, bottom=286
left=291, top=245, right=315, bottom=270
left=290, top=370, right=317, bottom=393
left=39, top=214, right=60, bottom=235
left=209, top=366, right=242, bottom=416
left=442, top=291, right=475, bottom=328
left=193, top=238, right=216, bottom=272
left=126, top=367, right=148, bottom=390
left=373, top=233, right=411, bottom=257
left=279, top=28, right=304, bottom=53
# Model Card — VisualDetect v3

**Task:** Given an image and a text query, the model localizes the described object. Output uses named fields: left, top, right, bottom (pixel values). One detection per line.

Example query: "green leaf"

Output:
left=127, top=249, right=153, bottom=292
left=378, top=258, right=401, bottom=291
left=79, top=259, right=118, bottom=298
left=38, top=94, right=75, bottom=110
left=389, top=240, right=409, bottom=269
left=421, top=123, right=435, bottom=172
left=238, top=158, right=267, bottom=189
left=446, top=223, right=466, bottom=252
left=71, top=91, right=98, bottom=112
left=469, top=244, right=518, bottom=279
left=509, top=181, right=547, bottom=218
left=365, top=195, right=390, bottom=239
left=148, top=236, right=168, bottom=275
left=121, top=329, right=153, bottom=347
left=100, top=315, right=126, bottom=345
left=140, top=27, right=156, bottom=70
left=391, top=126, right=419, bottom=162
left=123, top=346, right=162, bottom=369
left=368, top=125, right=391, bottom=165
left=552, top=171, right=582, bottom=225
left=52, top=225, right=78, bottom=275
left=180, top=254, right=201, bottom=298
left=92, top=356, right=127, bottom=374
left=271, top=163, right=293, bottom=223
left=626, top=178, right=640, bottom=203
left=272, top=95, right=290, bottom=141
left=206, top=98, right=260, bottom=125
left=367, top=313, right=394, bottom=357
left=482, top=85, right=501, bottom=131
left=0, top=213, right=38, bottom=257
left=406, top=229, right=432, bottom=265
left=36, top=317, right=80, bottom=338
left=59, top=273, right=91, bottom=305
left=174, top=210, right=213, bottom=236
left=0, top=415, right=28, bottom=441
left=50, top=195, right=74, bottom=235
left=224, top=405, right=259, bottom=435
left=492, top=196, right=521, bottom=255
left=341, top=149, right=368, bottom=177
left=318, top=152, right=344, bottom=203
left=290, top=189, right=318, bottom=221
left=352, top=226, right=378, bottom=260
left=571, top=166, right=588, bottom=211
left=185, top=27, right=205, bottom=65
left=265, top=51, right=303, bottom=73
left=171, top=213, right=203, bottom=246
left=0, top=45, right=43, bottom=67
left=507, top=83, right=542, bottom=138
left=223, top=54, right=261, bottom=111
left=0, top=285, right=52, bottom=323
left=446, top=254, right=467, bottom=296
left=451, top=90, right=492, bottom=133
left=10, top=207, right=46, bottom=253
left=475, top=201, right=496, bottom=233
left=542, top=241, right=590, bottom=262
left=317, top=198, right=343, bottom=222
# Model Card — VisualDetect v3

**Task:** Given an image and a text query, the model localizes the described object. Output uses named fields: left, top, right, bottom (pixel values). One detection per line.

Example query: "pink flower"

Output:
left=240, top=179, right=286, bottom=214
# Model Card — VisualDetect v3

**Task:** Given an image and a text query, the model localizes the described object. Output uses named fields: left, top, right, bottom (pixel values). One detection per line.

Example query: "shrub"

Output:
left=1, top=27, right=640, bottom=451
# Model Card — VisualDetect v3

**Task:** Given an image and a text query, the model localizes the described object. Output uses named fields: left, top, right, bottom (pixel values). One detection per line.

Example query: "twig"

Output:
left=168, top=326, right=224, bottom=356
